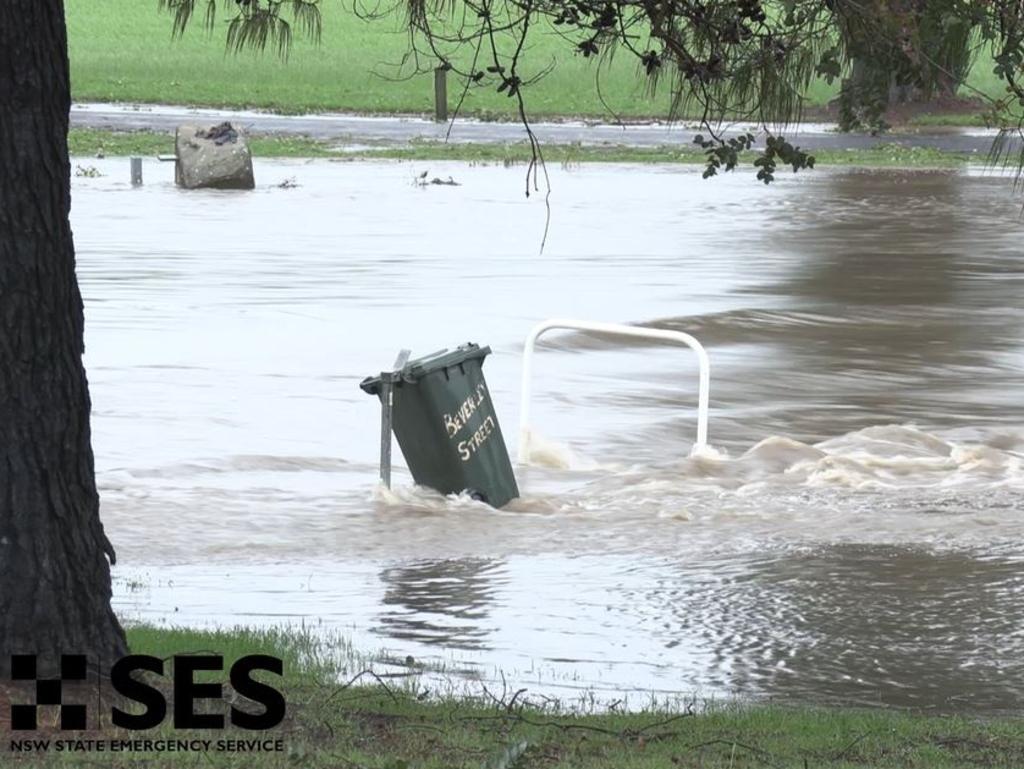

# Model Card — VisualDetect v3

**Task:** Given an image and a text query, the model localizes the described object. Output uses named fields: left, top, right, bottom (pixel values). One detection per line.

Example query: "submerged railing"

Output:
left=518, top=318, right=710, bottom=464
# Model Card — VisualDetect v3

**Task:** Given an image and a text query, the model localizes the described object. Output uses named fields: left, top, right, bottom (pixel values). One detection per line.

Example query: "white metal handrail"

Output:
left=518, top=318, right=710, bottom=464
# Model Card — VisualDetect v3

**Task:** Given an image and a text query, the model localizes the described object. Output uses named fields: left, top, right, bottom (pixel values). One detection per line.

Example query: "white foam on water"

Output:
left=371, top=482, right=493, bottom=512
left=520, top=428, right=613, bottom=471
left=517, top=424, right=1023, bottom=499
left=692, top=425, right=1020, bottom=491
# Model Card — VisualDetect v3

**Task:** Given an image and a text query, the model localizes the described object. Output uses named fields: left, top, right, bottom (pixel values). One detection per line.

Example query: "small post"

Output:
left=434, top=65, right=449, bottom=123
left=518, top=319, right=711, bottom=464
left=130, top=157, right=143, bottom=186
left=379, top=379, right=393, bottom=488
left=379, top=349, right=412, bottom=488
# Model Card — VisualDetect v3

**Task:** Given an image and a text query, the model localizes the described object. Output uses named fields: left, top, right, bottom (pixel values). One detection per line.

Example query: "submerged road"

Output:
left=71, top=101, right=1007, bottom=155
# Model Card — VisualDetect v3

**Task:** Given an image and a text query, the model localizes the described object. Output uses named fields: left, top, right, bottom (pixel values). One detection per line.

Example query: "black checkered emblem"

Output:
left=9, top=655, right=89, bottom=730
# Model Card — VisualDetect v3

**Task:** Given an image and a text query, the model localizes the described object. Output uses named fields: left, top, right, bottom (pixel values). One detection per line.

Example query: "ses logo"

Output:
left=7, top=654, right=285, bottom=755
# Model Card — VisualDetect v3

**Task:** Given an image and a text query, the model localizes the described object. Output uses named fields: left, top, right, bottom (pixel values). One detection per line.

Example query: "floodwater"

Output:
left=71, top=157, right=1024, bottom=714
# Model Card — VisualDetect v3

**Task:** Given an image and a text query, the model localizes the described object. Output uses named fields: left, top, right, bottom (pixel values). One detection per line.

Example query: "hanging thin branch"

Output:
left=160, top=0, right=1024, bottom=190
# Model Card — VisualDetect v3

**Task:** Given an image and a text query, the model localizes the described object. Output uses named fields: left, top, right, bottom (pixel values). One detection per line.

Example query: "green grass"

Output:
left=68, top=127, right=980, bottom=169
left=123, top=623, right=349, bottom=684
left=69, top=128, right=329, bottom=158
left=5, top=625, right=1023, bottom=768
left=66, top=0, right=1008, bottom=122
left=368, top=141, right=978, bottom=168
left=906, top=112, right=993, bottom=128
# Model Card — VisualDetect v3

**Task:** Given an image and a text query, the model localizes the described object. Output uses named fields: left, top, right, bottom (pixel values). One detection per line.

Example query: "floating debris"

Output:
left=413, top=170, right=461, bottom=187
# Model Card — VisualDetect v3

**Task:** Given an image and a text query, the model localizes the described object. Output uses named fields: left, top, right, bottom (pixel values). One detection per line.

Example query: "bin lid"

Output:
left=360, top=343, right=491, bottom=395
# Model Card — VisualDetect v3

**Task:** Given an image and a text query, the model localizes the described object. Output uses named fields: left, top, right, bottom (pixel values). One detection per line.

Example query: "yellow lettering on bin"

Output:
left=457, top=416, right=495, bottom=462
left=444, top=384, right=490, bottom=441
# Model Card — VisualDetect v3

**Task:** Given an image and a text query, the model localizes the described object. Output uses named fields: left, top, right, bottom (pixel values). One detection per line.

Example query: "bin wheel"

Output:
left=466, top=488, right=489, bottom=504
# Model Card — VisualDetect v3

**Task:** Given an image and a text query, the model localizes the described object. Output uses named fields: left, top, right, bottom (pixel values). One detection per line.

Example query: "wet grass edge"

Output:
left=68, top=128, right=983, bottom=170
left=4, top=624, right=1023, bottom=768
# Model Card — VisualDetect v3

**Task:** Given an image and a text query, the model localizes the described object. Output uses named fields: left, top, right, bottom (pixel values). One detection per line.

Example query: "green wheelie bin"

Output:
left=360, top=344, right=519, bottom=508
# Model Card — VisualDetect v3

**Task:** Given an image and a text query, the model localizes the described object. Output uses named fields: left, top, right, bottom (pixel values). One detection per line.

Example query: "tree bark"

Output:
left=0, top=0, right=128, bottom=676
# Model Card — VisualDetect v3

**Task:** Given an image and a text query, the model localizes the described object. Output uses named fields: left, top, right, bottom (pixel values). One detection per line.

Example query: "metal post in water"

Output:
left=434, top=66, right=449, bottom=123
left=379, top=379, right=393, bottom=488
left=518, top=319, right=711, bottom=464
left=379, top=349, right=411, bottom=488
left=130, top=157, right=143, bottom=186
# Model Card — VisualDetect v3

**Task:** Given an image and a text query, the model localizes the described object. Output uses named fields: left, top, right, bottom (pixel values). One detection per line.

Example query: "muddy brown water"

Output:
left=72, top=158, right=1024, bottom=713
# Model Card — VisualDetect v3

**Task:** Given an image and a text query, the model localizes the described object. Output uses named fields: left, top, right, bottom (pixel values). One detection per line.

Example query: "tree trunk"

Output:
left=838, top=58, right=891, bottom=133
left=0, top=0, right=128, bottom=677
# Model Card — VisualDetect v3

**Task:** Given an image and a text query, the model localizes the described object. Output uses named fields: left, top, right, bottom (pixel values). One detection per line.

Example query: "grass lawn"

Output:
left=66, top=0, right=1007, bottom=122
left=68, top=127, right=981, bottom=170
left=4, top=624, right=1022, bottom=768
